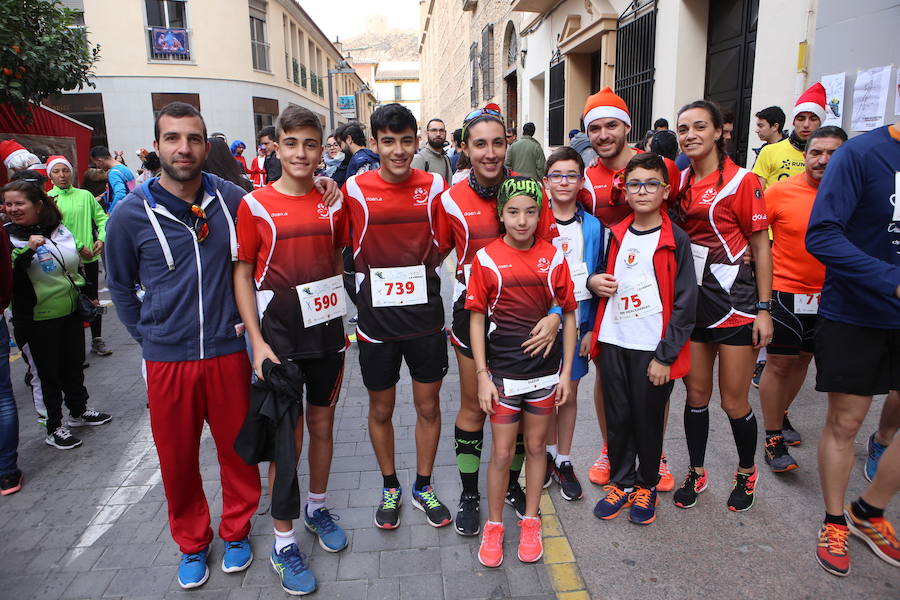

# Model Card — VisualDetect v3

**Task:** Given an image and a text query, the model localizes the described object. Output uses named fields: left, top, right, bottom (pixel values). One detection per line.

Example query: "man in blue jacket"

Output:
left=339, top=122, right=379, bottom=177
left=105, top=102, right=262, bottom=589
left=806, top=119, right=900, bottom=577
left=90, top=145, right=135, bottom=212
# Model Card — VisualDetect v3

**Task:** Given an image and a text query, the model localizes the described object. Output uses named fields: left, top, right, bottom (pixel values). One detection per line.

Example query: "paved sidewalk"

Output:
left=0, top=283, right=896, bottom=598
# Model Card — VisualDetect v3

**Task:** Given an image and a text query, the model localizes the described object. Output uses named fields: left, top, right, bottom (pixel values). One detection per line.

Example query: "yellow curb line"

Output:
left=538, top=488, right=591, bottom=599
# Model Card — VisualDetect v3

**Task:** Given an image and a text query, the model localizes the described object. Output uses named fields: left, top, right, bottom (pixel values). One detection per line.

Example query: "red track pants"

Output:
left=146, top=351, right=261, bottom=554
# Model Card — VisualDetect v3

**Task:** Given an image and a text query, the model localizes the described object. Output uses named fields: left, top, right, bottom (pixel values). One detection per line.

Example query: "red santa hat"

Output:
left=0, top=139, right=31, bottom=169
left=792, top=82, right=827, bottom=122
left=583, top=87, right=631, bottom=128
left=46, top=155, right=72, bottom=174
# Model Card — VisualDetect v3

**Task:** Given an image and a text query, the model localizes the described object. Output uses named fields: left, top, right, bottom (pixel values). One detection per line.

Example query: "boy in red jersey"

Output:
left=466, top=176, right=577, bottom=568
left=341, top=103, right=453, bottom=531
left=589, top=153, right=697, bottom=526
left=233, top=105, right=348, bottom=596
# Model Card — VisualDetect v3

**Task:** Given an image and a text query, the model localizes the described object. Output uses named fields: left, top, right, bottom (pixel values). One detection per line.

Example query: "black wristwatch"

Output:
left=756, top=301, right=771, bottom=312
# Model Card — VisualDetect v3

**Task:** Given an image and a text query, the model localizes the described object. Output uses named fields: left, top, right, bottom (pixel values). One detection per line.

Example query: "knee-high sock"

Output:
left=684, top=404, right=710, bottom=468
left=455, top=426, right=483, bottom=495
left=729, top=410, right=758, bottom=470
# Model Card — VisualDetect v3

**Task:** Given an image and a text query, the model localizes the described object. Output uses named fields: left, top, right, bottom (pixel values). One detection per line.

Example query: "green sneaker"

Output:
left=411, top=485, right=451, bottom=527
left=375, top=487, right=401, bottom=529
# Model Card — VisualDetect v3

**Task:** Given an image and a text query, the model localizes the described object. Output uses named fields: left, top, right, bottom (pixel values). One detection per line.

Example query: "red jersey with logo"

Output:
left=341, top=168, right=446, bottom=342
left=579, top=150, right=681, bottom=226
left=434, top=177, right=558, bottom=349
left=676, top=158, right=768, bottom=329
left=465, top=237, right=576, bottom=378
left=236, top=185, right=346, bottom=359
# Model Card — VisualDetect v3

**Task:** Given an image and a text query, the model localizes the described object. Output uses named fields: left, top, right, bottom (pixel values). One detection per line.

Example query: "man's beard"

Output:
left=428, top=138, right=445, bottom=150
left=161, top=159, right=202, bottom=182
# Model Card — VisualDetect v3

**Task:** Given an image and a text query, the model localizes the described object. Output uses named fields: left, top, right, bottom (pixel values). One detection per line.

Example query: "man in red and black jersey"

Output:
left=340, top=103, right=453, bottom=531
left=233, top=105, right=348, bottom=594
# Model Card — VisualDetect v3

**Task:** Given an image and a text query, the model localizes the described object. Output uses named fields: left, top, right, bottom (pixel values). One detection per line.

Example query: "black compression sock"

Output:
left=414, top=473, right=431, bottom=491
left=455, top=426, right=483, bottom=495
left=383, top=473, right=400, bottom=489
left=684, top=404, right=710, bottom=467
left=851, top=497, right=884, bottom=521
left=729, top=410, right=758, bottom=470
left=824, top=513, right=847, bottom=526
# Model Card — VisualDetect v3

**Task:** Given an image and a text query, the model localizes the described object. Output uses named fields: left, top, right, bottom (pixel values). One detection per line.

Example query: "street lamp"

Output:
left=328, top=59, right=356, bottom=131
left=356, top=83, right=372, bottom=121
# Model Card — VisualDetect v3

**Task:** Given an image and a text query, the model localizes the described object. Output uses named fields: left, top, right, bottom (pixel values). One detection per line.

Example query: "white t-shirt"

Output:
left=553, top=216, right=585, bottom=321
left=598, top=226, right=663, bottom=351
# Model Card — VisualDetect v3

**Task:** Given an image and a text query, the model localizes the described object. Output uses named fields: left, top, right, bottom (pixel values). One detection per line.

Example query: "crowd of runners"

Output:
left=0, top=77, right=897, bottom=595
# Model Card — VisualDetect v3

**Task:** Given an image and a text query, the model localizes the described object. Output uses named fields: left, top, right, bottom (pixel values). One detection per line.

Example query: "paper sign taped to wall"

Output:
left=821, top=73, right=845, bottom=127
left=851, top=66, right=891, bottom=131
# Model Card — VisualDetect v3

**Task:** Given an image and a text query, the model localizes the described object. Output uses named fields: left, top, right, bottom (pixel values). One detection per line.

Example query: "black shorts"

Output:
left=291, top=353, right=345, bottom=410
left=769, top=290, right=817, bottom=356
left=358, top=330, right=449, bottom=391
left=814, top=318, right=900, bottom=396
left=690, top=323, right=754, bottom=346
left=451, top=302, right=473, bottom=358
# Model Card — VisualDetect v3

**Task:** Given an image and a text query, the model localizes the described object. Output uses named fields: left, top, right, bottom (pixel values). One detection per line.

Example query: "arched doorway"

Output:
left=503, top=21, right=519, bottom=130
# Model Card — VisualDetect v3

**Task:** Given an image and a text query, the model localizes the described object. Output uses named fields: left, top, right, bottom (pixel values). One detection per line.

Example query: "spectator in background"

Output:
left=649, top=129, right=679, bottom=161
left=450, top=128, right=464, bottom=172
left=411, top=118, right=452, bottom=182
left=329, top=125, right=352, bottom=187
left=323, top=135, right=345, bottom=179
left=90, top=145, right=135, bottom=212
left=451, top=152, right=470, bottom=185
left=81, top=167, right=108, bottom=199
left=568, top=128, right=598, bottom=167
left=753, top=106, right=787, bottom=161
left=654, top=118, right=669, bottom=131
left=259, top=126, right=281, bottom=184
left=137, top=151, right=162, bottom=185
left=506, top=126, right=517, bottom=145
left=205, top=138, right=254, bottom=193
left=46, top=155, right=111, bottom=357
left=247, top=145, right=267, bottom=188
left=722, top=110, right=736, bottom=155
left=339, top=123, right=379, bottom=177
left=231, top=140, right=248, bottom=173
left=505, top=122, right=546, bottom=179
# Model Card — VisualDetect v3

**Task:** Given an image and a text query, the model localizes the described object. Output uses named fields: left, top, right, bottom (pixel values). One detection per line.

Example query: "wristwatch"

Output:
left=756, top=301, right=771, bottom=312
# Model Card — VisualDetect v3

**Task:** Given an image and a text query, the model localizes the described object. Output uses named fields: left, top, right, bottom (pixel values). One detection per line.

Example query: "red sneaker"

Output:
left=588, top=445, right=610, bottom=485
left=657, top=453, right=674, bottom=492
left=816, top=522, right=850, bottom=576
left=478, top=521, right=504, bottom=568
left=845, top=505, right=900, bottom=567
left=517, top=517, right=543, bottom=563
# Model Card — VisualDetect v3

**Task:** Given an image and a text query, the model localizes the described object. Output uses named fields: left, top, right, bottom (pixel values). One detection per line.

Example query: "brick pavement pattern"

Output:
left=0, top=275, right=896, bottom=599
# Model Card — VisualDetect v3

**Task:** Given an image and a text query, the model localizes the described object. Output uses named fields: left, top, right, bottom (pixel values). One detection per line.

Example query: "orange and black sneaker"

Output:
left=727, top=466, right=758, bottom=512
left=816, top=522, right=850, bottom=576
left=592, top=485, right=632, bottom=520
left=657, top=453, right=674, bottom=492
left=764, top=434, right=799, bottom=473
left=588, top=445, right=610, bottom=486
left=673, top=469, right=708, bottom=509
left=628, top=486, right=658, bottom=525
left=845, top=505, right=900, bottom=567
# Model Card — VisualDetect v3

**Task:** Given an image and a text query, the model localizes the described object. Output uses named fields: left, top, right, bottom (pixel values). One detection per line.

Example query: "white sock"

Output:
left=546, top=444, right=558, bottom=460
left=306, top=492, right=326, bottom=518
left=274, top=528, right=295, bottom=553
left=555, top=453, right=570, bottom=468
left=486, top=520, right=503, bottom=527
left=521, top=515, right=540, bottom=522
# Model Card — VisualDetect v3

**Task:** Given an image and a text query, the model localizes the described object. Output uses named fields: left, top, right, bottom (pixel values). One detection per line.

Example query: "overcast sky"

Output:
left=300, top=0, right=420, bottom=42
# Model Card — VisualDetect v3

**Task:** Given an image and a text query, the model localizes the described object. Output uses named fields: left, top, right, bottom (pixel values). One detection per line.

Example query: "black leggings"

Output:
left=84, top=260, right=102, bottom=338
left=18, top=312, right=89, bottom=433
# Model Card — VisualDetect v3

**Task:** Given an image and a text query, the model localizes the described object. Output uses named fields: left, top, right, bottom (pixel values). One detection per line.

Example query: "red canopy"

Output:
left=0, top=103, right=93, bottom=187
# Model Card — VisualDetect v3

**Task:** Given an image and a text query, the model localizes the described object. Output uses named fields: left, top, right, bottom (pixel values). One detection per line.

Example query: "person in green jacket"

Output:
left=47, top=155, right=112, bottom=357
left=505, top=122, right=547, bottom=179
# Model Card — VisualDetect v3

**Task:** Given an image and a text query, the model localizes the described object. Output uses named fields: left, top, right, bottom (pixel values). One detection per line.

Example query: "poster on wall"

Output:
left=151, top=28, right=189, bottom=56
left=851, top=65, right=891, bottom=131
left=820, top=73, right=845, bottom=127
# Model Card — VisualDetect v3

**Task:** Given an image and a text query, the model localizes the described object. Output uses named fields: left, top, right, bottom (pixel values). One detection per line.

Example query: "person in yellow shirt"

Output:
left=752, top=83, right=826, bottom=189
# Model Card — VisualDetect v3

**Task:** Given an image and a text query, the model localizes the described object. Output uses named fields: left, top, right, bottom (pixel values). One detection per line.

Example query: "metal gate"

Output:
left=614, top=0, right=657, bottom=143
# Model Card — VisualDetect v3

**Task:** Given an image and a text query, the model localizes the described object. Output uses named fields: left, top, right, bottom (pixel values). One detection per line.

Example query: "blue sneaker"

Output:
left=304, top=505, right=348, bottom=552
left=177, top=548, right=209, bottom=589
left=270, top=543, right=317, bottom=596
left=865, top=433, right=887, bottom=482
left=628, top=487, right=658, bottom=525
left=593, top=485, right=632, bottom=520
left=222, top=537, right=253, bottom=573
left=411, top=485, right=452, bottom=527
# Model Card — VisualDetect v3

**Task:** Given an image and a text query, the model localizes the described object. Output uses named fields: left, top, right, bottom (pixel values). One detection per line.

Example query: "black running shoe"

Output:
left=454, top=491, right=480, bottom=536
left=374, top=487, right=401, bottom=529
left=727, top=467, right=758, bottom=512
left=45, top=426, right=82, bottom=450
left=411, top=485, right=451, bottom=527
left=764, top=435, right=799, bottom=473
left=505, top=480, right=527, bottom=519
left=781, top=411, right=801, bottom=446
left=68, top=407, right=112, bottom=427
left=543, top=452, right=553, bottom=489
left=0, top=469, right=22, bottom=496
left=673, top=469, right=707, bottom=509
left=553, top=461, right=583, bottom=501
